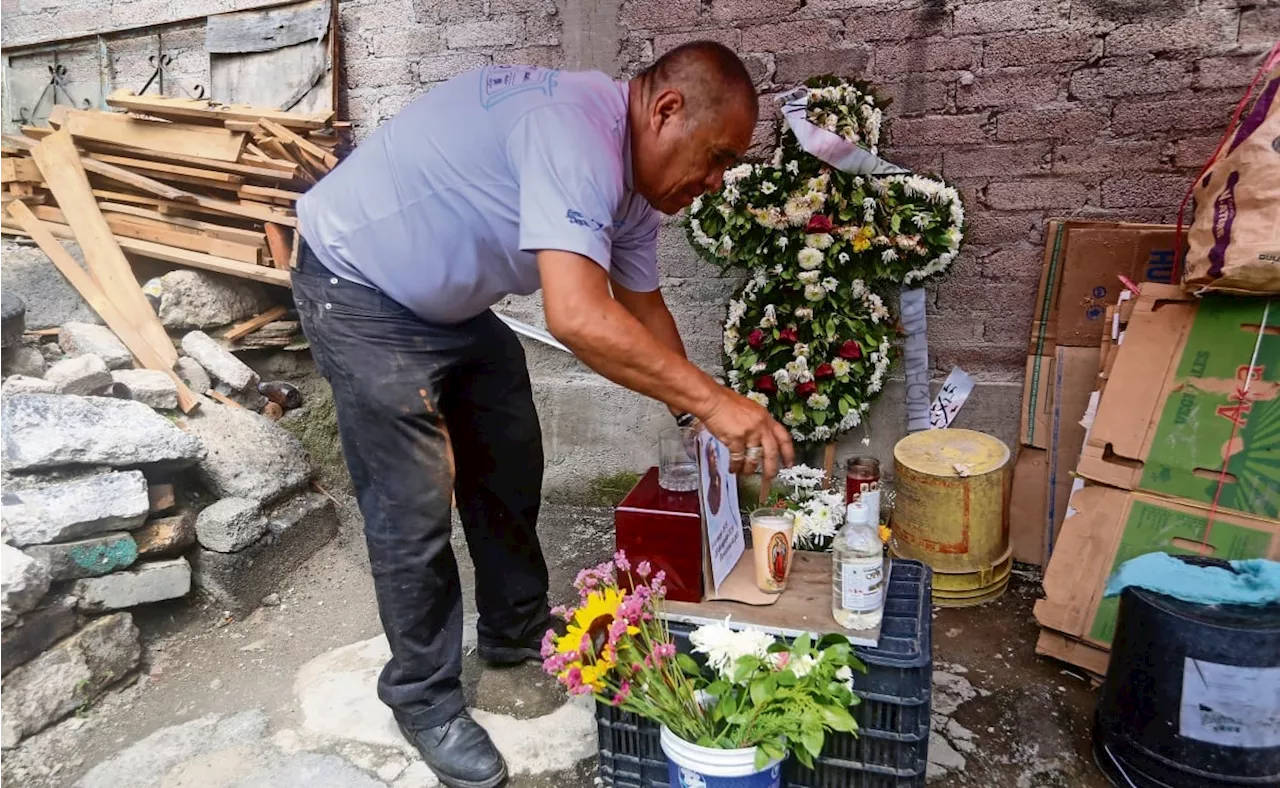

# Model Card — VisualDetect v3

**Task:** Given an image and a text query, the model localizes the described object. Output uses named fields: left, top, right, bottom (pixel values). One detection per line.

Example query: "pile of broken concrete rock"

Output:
left=0, top=269, right=335, bottom=750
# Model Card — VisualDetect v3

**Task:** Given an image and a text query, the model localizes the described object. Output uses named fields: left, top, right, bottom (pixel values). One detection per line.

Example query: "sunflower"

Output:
left=554, top=588, right=638, bottom=691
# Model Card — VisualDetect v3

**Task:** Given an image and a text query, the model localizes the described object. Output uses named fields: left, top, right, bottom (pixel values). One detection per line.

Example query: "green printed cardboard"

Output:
left=1035, top=486, right=1280, bottom=651
left=1078, top=283, right=1280, bottom=518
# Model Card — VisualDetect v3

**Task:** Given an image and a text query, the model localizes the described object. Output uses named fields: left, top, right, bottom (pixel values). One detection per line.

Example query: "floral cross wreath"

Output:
left=685, top=76, right=966, bottom=443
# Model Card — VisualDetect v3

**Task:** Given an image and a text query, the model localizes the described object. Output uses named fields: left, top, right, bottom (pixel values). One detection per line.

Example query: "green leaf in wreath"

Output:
left=812, top=411, right=827, bottom=426
left=838, top=397, right=851, bottom=416
left=890, top=213, right=901, bottom=234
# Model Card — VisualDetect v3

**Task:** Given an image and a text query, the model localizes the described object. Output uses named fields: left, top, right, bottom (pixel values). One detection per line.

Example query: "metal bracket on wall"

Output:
left=18, top=61, right=91, bottom=126
left=137, top=52, right=205, bottom=99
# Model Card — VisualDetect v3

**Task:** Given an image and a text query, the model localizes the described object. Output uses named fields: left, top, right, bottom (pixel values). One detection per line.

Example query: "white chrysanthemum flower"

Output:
left=690, top=219, right=716, bottom=251
left=786, top=160, right=800, bottom=175
left=839, top=410, right=862, bottom=430
left=791, top=428, right=807, bottom=441
left=723, top=185, right=740, bottom=205
left=805, top=283, right=826, bottom=301
left=726, top=299, right=747, bottom=327
left=838, top=252, right=850, bottom=264
left=750, top=361, right=767, bottom=373
left=760, top=304, right=777, bottom=328
left=791, top=654, right=820, bottom=678
left=772, top=263, right=784, bottom=275
left=807, top=393, right=830, bottom=410
left=798, top=270, right=821, bottom=284
left=805, top=233, right=833, bottom=250
left=836, top=664, right=856, bottom=694
left=832, top=358, right=851, bottom=378
left=795, top=307, right=814, bottom=320
left=747, top=391, right=769, bottom=407
left=794, top=342, right=809, bottom=357
left=822, top=277, right=839, bottom=292
left=726, top=369, right=740, bottom=385
left=776, top=235, right=790, bottom=249
left=691, top=196, right=703, bottom=213
left=911, top=213, right=929, bottom=230
left=785, top=356, right=810, bottom=378
left=882, top=249, right=898, bottom=263
left=784, top=195, right=814, bottom=226
left=862, top=197, right=875, bottom=214
left=797, top=247, right=824, bottom=270
left=689, top=619, right=776, bottom=682
left=717, top=202, right=734, bottom=219
left=724, top=163, right=753, bottom=185
left=777, top=465, right=826, bottom=490
left=811, top=424, right=834, bottom=441
left=760, top=181, right=777, bottom=195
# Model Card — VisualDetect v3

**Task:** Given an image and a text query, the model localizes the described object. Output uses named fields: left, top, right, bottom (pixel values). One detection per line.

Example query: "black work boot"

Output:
left=396, top=709, right=507, bottom=788
left=477, top=642, right=542, bottom=665
left=477, top=614, right=560, bottom=666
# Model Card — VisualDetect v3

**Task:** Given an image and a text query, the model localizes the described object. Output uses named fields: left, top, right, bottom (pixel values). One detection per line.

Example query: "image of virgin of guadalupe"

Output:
left=769, top=530, right=790, bottom=584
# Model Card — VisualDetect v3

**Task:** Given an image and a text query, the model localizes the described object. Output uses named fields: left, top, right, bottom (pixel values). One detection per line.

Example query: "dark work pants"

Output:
left=292, top=241, right=550, bottom=728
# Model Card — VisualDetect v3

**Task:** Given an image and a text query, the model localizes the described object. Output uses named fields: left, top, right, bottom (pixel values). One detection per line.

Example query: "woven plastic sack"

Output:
left=1183, top=57, right=1280, bottom=295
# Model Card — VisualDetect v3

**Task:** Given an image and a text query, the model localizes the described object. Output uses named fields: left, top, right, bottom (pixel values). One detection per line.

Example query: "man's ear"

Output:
left=651, top=88, right=685, bottom=132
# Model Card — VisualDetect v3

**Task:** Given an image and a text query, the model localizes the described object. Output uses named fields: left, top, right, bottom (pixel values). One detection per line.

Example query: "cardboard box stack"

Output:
left=1010, top=221, right=1179, bottom=566
left=1032, top=283, right=1280, bottom=678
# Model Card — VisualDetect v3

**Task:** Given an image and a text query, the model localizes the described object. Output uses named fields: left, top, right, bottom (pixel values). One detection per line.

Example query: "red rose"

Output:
left=747, top=329, right=765, bottom=349
left=778, top=328, right=799, bottom=344
left=815, top=363, right=835, bottom=379
left=806, top=214, right=833, bottom=234
left=796, top=380, right=818, bottom=398
left=755, top=375, right=777, bottom=394
left=838, top=340, right=863, bottom=360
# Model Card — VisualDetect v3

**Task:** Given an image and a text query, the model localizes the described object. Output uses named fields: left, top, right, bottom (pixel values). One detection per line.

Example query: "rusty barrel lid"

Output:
left=894, top=428, right=1010, bottom=478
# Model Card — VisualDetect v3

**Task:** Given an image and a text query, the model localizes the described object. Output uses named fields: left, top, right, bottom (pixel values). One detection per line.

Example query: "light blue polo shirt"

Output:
left=296, top=65, right=662, bottom=325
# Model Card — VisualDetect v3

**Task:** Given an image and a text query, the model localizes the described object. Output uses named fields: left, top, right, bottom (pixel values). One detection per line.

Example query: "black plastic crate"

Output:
left=597, top=559, right=933, bottom=788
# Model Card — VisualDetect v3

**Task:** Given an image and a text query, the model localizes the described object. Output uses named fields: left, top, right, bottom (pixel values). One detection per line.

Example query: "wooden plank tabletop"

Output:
left=662, top=551, right=885, bottom=646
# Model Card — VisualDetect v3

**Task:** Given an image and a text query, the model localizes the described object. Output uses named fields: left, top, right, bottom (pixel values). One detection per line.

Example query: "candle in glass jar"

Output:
left=750, top=508, right=795, bottom=594
left=845, top=457, right=881, bottom=506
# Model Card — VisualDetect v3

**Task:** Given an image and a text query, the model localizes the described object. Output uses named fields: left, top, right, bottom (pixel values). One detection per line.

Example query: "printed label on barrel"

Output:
left=1179, top=658, right=1280, bottom=749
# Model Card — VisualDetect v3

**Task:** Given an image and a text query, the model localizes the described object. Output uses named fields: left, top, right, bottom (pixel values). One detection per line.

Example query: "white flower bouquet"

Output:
left=762, top=464, right=847, bottom=551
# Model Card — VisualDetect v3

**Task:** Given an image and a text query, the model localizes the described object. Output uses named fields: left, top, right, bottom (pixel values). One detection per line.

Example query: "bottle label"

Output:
left=841, top=560, right=884, bottom=613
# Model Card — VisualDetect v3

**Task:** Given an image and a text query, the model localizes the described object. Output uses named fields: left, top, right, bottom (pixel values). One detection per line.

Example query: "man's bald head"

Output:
left=628, top=41, right=759, bottom=214
left=640, top=41, right=759, bottom=127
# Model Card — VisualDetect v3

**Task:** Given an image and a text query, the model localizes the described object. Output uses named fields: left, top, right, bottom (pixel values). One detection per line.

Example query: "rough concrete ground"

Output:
left=1, top=497, right=1111, bottom=788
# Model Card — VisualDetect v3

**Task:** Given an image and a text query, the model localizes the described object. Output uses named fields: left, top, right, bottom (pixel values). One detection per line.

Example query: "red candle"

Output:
left=845, top=457, right=881, bottom=505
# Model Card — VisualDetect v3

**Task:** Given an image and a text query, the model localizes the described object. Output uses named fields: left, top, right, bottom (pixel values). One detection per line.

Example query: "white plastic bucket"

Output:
left=659, top=725, right=783, bottom=788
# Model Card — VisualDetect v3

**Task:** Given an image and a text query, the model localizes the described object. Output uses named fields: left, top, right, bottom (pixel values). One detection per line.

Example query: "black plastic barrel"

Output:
left=1093, top=576, right=1280, bottom=787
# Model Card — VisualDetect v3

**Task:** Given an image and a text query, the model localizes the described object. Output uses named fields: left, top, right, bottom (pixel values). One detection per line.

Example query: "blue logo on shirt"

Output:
left=480, top=66, right=558, bottom=109
left=567, top=209, right=606, bottom=232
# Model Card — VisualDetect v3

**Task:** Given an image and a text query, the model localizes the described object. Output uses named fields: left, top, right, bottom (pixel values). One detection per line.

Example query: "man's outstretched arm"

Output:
left=537, top=249, right=794, bottom=479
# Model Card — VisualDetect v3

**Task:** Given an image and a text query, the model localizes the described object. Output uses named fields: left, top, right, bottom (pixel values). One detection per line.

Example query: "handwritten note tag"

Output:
left=929, top=366, right=975, bottom=429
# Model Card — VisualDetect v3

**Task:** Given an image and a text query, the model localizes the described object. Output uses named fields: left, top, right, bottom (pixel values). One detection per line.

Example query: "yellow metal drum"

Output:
left=891, top=429, right=1012, bottom=605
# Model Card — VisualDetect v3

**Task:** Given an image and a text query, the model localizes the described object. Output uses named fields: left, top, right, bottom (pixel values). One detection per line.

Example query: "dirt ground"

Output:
left=2, top=496, right=1112, bottom=788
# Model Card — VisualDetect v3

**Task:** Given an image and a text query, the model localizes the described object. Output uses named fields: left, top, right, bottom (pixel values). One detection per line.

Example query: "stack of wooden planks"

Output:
left=1, top=90, right=345, bottom=414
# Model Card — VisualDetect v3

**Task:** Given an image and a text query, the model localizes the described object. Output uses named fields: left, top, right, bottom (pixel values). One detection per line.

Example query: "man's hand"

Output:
left=700, top=388, right=795, bottom=480
left=538, top=249, right=794, bottom=482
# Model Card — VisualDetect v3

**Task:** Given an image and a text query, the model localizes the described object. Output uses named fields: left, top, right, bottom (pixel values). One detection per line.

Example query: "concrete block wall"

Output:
left=3, top=0, right=1274, bottom=495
